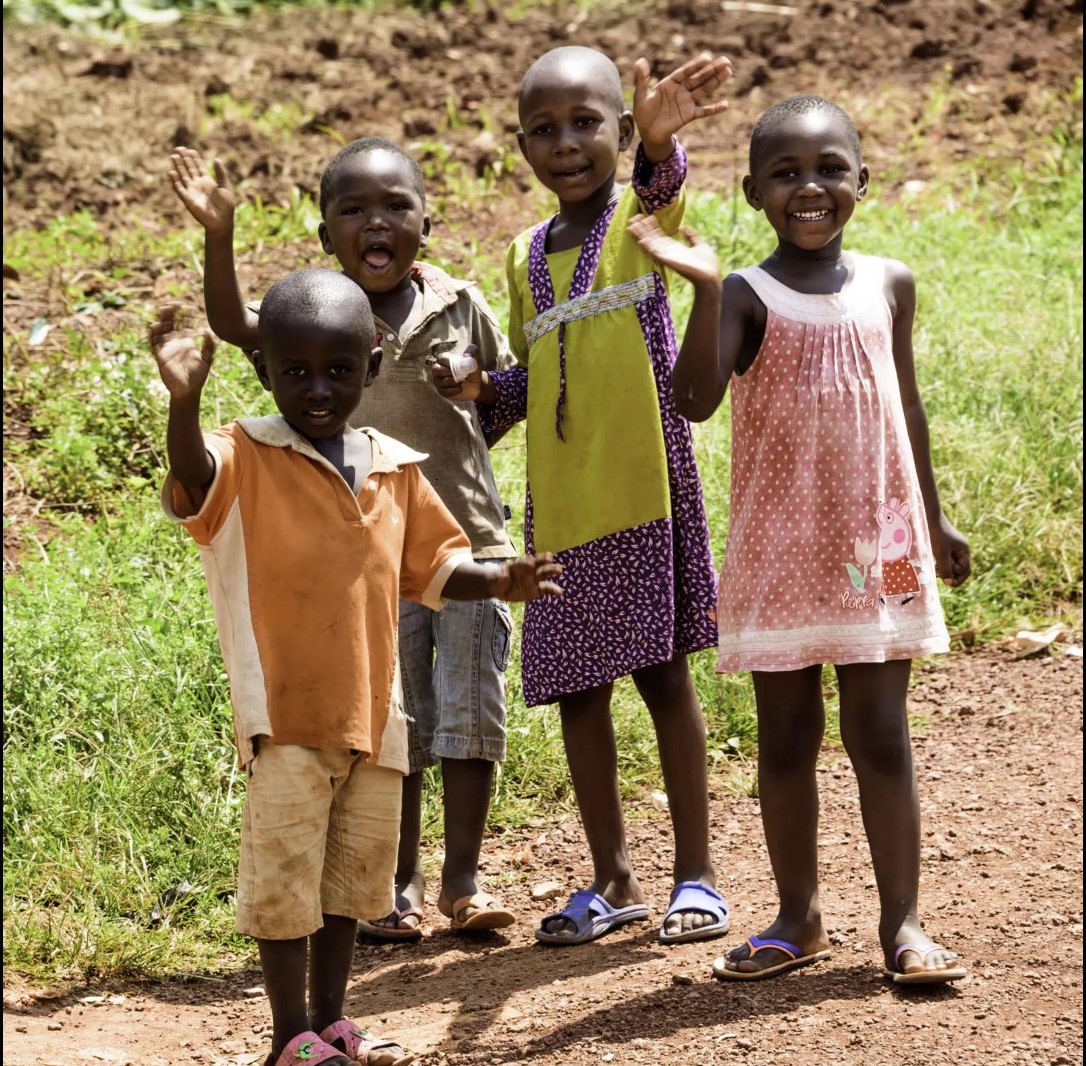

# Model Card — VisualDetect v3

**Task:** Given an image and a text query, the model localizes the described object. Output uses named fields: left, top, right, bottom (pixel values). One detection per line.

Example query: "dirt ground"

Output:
left=3, top=0, right=1084, bottom=1063
left=3, top=646, right=1083, bottom=1065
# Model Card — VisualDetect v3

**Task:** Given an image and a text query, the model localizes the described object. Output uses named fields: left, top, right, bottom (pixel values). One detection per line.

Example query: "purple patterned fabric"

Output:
left=632, top=140, right=687, bottom=212
left=483, top=143, right=717, bottom=706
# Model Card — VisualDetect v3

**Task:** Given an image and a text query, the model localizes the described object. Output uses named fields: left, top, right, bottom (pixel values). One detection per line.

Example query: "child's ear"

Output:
left=318, top=220, right=334, bottom=256
left=366, top=344, right=383, bottom=387
left=251, top=350, right=273, bottom=392
left=741, top=175, right=763, bottom=211
left=419, top=213, right=432, bottom=250
left=618, top=110, right=635, bottom=152
left=856, top=164, right=870, bottom=201
left=516, top=129, right=528, bottom=162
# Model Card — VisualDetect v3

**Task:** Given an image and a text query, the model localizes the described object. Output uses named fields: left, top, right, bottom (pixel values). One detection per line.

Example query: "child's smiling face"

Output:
left=743, top=109, right=869, bottom=252
left=318, top=148, right=431, bottom=294
left=517, top=60, right=634, bottom=205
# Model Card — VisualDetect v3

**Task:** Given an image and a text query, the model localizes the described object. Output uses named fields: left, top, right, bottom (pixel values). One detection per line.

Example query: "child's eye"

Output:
left=286, top=367, right=306, bottom=377
left=529, top=124, right=552, bottom=136
left=575, top=116, right=600, bottom=128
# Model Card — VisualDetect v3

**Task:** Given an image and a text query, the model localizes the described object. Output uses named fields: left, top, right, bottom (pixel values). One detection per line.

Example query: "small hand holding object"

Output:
left=168, top=147, right=237, bottom=236
left=628, top=218, right=721, bottom=287
left=432, top=344, right=482, bottom=400
left=932, top=515, right=971, bottom=587
left=633, top=52, right=733, bottom=152
left=149, top=304, right=216, bottom=401
left=495, top=553, right=564, bottom=602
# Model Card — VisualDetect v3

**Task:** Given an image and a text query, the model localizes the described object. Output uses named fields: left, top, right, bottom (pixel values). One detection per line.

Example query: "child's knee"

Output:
left=633, top=657, right=693, bottom=710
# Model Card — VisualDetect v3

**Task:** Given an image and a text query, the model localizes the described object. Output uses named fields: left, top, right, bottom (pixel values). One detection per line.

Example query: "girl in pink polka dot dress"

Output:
left=630, top=95, right=972, bottom=986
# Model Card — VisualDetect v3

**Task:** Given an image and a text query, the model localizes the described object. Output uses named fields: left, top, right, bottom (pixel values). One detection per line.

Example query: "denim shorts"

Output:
left=398, top=582, right=512, bottom=773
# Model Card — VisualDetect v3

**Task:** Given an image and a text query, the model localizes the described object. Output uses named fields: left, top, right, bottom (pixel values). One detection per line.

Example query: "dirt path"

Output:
left=4, top=646, right=1081, bottom=1066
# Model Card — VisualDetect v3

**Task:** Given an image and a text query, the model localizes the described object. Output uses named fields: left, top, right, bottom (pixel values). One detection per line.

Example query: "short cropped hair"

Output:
left=518, top=46, right=625, bottom=118
left=257, top=268, right=374, bottom=351
left=318, top=137, right=426, bottom=217
left=749, top=95, right=862, bottom=171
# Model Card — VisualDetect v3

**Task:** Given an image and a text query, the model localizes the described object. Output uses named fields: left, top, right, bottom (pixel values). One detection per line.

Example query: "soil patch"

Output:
left=3, top=646, right=1082, bottom=1065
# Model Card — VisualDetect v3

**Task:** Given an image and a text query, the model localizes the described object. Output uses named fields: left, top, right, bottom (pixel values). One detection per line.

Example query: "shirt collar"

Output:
left=236, top=415, right=428, bottom=472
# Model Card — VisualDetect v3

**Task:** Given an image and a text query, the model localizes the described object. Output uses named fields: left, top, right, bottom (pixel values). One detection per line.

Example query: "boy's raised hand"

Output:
left=149, top=304, right=216, bottom=402
left=495, top=553, right=564, bottom=602
left=629, top=218, right=721, bottom=287
left=633, top=52, right=733, bottom=157
left=168, top=147, right=237, bottom=235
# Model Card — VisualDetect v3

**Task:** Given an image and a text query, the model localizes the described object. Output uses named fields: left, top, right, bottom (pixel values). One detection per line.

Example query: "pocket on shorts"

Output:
left=491, top=600, right=513, bottom=672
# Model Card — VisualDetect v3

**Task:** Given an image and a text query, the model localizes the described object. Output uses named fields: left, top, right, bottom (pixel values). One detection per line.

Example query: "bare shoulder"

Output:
left=722, top=270, right=758, bottom=306
left=722, top=271, right=763, bottom=323
left=881, top=257, right=916, bottom=318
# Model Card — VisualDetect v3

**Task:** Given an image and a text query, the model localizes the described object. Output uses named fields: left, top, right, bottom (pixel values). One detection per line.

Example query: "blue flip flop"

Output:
left=658, top=880, right=731, bottom=945
left=535, top=889, right=650, bottom=946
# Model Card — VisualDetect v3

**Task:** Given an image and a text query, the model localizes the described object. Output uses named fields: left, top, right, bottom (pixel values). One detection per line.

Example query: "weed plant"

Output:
left=3, top=127, right=1081, bottom=980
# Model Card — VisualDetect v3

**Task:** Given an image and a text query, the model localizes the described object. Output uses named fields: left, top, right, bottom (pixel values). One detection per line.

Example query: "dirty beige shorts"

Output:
left=236, top=742, right=401, bottom=940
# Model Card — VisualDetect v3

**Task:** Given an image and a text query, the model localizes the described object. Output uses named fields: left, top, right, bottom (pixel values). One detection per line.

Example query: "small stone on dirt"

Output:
left=531, top=880, right=562, bottom=901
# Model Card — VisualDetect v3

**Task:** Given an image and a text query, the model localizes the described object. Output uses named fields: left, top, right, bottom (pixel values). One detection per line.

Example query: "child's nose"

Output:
left=555, top=125, right=579, bottom=151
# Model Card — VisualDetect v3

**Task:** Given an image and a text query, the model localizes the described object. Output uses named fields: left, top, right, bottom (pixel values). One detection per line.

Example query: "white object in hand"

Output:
left=448, top=353, right=479, bottom=383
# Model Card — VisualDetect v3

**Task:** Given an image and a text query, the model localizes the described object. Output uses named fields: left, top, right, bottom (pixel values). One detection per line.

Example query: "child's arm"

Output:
left=441, top=554, right=563, bottom=602
left=148, top=305, right=216, bottom=516
left=168, top=148, right=260, bottom=353
left=632, top=52, right=733, bottom=163
left=629, top=217, right=752, bottom=422
left=886, top=261, right=971, bottom=586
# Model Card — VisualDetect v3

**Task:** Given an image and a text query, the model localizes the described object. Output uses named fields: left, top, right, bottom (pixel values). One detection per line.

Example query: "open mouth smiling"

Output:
left=791, top=209, right=832, bottom=223
left=361, top=245, right=395, bottom=270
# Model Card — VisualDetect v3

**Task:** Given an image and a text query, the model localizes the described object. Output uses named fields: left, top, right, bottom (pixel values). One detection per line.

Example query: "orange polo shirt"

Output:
left=162, top=416, right=472, bottom=772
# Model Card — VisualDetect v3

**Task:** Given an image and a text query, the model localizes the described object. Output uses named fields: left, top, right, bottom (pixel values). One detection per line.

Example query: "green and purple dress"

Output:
left=482, top=143, right=717, bottom=705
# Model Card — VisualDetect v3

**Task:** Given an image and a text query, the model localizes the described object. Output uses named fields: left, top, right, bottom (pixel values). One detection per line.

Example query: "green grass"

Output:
left=4, top=123, right=1081, bottom=981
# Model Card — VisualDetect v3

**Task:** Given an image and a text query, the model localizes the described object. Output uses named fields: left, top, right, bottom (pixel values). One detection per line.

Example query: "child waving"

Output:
left=631, top=95, right=971, bottom=984
left=435, top=47, right=734, bottom=946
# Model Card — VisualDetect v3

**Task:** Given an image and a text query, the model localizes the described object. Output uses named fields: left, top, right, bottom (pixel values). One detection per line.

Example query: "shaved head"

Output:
left=258, top=268, right=374, bottom=352
left=518, top=46, right=625, bottom=120
left=749, top=95, right=862, bottom=171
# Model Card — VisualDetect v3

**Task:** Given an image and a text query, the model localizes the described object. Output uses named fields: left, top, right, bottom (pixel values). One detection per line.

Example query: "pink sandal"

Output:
left=319, top=1019, right=417, bottom=1066
left=268, top=1031, right=352, bottom=1066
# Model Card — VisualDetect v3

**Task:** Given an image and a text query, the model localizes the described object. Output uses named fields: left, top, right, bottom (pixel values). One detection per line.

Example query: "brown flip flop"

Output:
left=884, top=943, right=967, bottom=984
left=439, top=891, right=516, bottom=933
left=357, top=906, right=424, bottom=943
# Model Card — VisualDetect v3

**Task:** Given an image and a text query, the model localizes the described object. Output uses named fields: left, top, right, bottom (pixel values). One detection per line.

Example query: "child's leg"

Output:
left=721, top=666, right=830, bottom=974
left=541, top=680, right=644, bottom=937
left=257, top=937, right=314, bottom=1061
left=836, top=659, right=962, bottom=976
left=392, top=770, right=426, bottom=918
left=431, top=590, right=514, bottom=925
left=631, top=655, right=718, bottom=937
left=363, top=601, right=435, bottom=936
left=440, top=756, right=494, bottom=901
left=308, top=915, right=360, bottom=1037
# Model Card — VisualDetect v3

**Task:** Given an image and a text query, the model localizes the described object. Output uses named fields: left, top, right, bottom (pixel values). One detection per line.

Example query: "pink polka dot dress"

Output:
left=716, top=253, right=950, bottom=673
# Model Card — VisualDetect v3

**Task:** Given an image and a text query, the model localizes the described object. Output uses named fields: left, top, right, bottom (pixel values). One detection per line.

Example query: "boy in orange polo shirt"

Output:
left=150, top=267, right=561, bottom=1066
